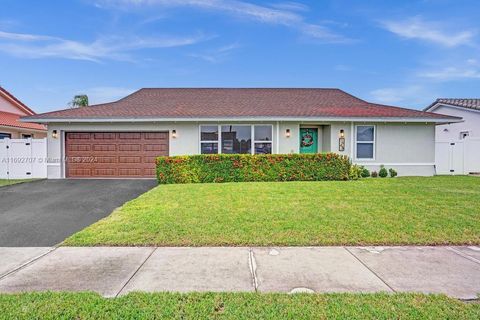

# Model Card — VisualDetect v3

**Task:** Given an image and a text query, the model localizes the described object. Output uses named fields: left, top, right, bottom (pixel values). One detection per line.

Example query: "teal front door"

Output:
left=299, top=128, right=318, bottom=153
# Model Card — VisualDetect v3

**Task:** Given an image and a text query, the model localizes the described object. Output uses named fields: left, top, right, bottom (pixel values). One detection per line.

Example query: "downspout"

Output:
left=276, top=121, right=280, bottom=154
left=350, top=122, right=354, bottom=161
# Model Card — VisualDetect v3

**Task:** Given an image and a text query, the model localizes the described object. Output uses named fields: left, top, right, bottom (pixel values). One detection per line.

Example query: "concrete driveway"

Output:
left=0, top=179, right=157, bottom=247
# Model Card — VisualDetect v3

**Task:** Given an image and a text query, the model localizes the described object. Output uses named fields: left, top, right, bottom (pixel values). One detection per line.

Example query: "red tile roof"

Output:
left=0, top=111, right=46, bottom=131
left=24, top=88, right=459, bottom=121
left=425, top=98, right=480, bottom=111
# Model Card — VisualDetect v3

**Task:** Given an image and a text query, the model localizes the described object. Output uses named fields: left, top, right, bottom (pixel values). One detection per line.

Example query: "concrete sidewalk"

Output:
left=0, top=246, right=479, bottom=299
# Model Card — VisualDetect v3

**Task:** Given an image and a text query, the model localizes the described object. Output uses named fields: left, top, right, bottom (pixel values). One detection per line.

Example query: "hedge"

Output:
left=156, top=153, right=351, bottom=184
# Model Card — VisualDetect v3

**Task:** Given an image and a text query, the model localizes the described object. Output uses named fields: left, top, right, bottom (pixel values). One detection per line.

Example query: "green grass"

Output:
left=0, top=292, right=478, bottom=319
left=0, top=179, right=33, bottom=187
left=64, top=176, right=480, bottom=246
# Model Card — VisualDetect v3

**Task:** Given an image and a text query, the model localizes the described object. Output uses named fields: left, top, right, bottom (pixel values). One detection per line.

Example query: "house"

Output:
left=22, top=88, right=460, bottom=179
left=424, top=99, right=480, bottom=141
left=0, top=86, right=47, bottom=139
left=424, top=99, right=480, bottom=175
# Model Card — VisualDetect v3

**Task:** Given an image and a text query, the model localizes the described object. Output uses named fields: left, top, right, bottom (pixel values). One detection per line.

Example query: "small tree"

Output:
left=69, top=95, right=89, bottom=108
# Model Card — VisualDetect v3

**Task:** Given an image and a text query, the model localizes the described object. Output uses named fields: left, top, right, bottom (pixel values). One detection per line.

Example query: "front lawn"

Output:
left=0, top=179, right=32, bottom=187
left=0, top=292, right=478, bottom=319
left=64, top=176, right=480, bottom=246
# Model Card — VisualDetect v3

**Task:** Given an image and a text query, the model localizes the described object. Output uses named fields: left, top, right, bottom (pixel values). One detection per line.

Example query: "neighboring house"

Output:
left=424, top=99, right=480, bottom=141
left=0, top=86, right=47, bottom=139
left=424, top=99, right=480, bottom=175
left=23, top=88, right=460, bottom=179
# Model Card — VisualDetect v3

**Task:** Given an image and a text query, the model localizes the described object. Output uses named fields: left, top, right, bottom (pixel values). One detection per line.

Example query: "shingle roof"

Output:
left=24, top=88, right=459, bottom=122
left=0, top=111, right=46, bottom=131
left=425, top=98, right=480, bottom=111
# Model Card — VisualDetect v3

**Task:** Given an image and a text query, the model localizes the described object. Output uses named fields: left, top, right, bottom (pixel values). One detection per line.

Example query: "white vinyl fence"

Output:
left=0, top=138, right=47, bottom=179
left=435, top=137, right=480, bottom=175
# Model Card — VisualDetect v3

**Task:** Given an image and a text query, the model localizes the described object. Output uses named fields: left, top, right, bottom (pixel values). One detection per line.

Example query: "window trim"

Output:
left=199, top=124, right=273, bottom=155
left=354, top=124, right=376, bottom=161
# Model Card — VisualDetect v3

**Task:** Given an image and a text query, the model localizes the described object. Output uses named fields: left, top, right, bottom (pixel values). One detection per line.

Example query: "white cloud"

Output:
left=418, top=67, right=480, bottom=81
left=0, top=30, right=208, bottom=62
left=381, top=16, right=476, bottom=47
left=417, top=59, right=480, bottom=81
left=188, top=42, right=240, bottom=62
left=370, top=85, right=434, bottom=107
left=94, top=0, right=351, bottom=43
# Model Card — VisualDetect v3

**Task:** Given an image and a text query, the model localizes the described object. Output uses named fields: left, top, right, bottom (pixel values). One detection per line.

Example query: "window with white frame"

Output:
left=200, top=125, right=272, bottom=154
left=200, top=125, right=219, bottom=154
left=355, top=125, right=375, bottom=159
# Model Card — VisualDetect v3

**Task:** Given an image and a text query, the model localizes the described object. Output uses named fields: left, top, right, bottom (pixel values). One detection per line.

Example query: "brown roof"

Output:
left=0, top=111, right=46, bottom=131
left=425, top=98, right=480, bottom=111
left=24, top=88, right=459, bottom=121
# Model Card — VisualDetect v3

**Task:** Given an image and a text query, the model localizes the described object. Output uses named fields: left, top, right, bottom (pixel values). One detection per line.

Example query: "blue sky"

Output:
left=0, top=0, right=479, bottom=113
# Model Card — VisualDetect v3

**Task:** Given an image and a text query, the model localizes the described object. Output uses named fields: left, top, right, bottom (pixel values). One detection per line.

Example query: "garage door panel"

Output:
left=144, top=144, right=167, bottom=152
left=65, top=132, right=168, bottom=178
left=68, top=133, right=90, bottom=140
left=68, top=168, right=92, bottom=177
left=93, top=168, right=117, bottom=176
left=68, top=144, right=91, bottom=152
left=119, top=156, right=142, bottom=163
left=118, top=144, right=141, bottom=152
left=95, top=156, right=117, bottom=164
left=145, top=132, right=168, bottom=139
left=93, top=133, right=116, bottom=140
left=118, top=133, right=141, bottom=139
left=93, top=144, right=116, bottom=152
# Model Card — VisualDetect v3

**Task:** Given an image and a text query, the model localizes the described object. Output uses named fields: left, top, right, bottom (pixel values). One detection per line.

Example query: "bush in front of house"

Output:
left=389, top=168, right=398, bottom=177
left=349, top=164, right=363, bottom=180
left=156, top=153, right=351, bottom=184
left=371, top=171, right=378, bottom=178
left=360, top=167, right=370, bottom=178
left=379, top=165, right=388, bottom=178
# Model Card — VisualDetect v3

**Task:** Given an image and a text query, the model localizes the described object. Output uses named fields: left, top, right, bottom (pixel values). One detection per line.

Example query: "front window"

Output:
left=254, top=125, right=273, bottom=154
left=200, top=126, right=219, bottom=154
left=222, top=125, right=251, bottom=154
left=356, top=125, right=375, bottom=159
left=200, top=125, right=272, bottom=154
left=0, top=133, right=11, bottom=139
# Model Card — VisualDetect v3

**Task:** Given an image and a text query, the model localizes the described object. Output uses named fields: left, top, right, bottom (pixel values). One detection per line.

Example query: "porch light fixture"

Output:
left=171, top=129, right=177, bottom=138
left=285, top=129, right=291, bottom=138
left=52, top=130, right=58, bottom=139
left=339, top=129, right=345, bottom=151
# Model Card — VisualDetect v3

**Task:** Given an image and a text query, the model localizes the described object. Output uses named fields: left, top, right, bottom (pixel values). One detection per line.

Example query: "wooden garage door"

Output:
left=65, top=132, right=168, bottom=178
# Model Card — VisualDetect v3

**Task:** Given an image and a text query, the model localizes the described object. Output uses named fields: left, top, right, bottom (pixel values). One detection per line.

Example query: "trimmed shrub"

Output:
left=389, top=168, right=398, bottom=178
left=371, top=171, right=378, bottom=178
left=360, top=167, right=370, bottom=178
left=379, top=165, right=388, bottom=178
left=156, top=153, right=351, bottom=184
left=349, top=164, right=363, bottom=180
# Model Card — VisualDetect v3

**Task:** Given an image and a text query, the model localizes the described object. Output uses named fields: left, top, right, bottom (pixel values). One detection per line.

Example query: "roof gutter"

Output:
left=20, top=116, right=461, bottom=124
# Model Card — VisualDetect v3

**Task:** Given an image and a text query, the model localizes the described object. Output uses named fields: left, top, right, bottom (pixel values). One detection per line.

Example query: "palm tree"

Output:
left=69, top=95, right=89, bottom=108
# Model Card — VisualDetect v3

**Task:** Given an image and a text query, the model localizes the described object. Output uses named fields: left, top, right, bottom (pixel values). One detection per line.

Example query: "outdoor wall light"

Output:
left=52, top=130, right=58, bottom=139
left=171, top=129, right=177, bottom=138
left=339, top=129, right=345, bottom=151
left=285, top=129, right=291, bottom=138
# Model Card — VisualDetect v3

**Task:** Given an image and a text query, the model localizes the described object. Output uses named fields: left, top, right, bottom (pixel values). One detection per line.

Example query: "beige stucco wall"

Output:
left=0, top=95, right=28, bottom=115
left=45, top=121, right=436, bottom=178
left=0, top=126, right=47, bottom=139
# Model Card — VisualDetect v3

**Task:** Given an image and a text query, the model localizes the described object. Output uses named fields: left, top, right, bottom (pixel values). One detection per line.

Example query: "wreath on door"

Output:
left=301, top=131, right=314, bottom=147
